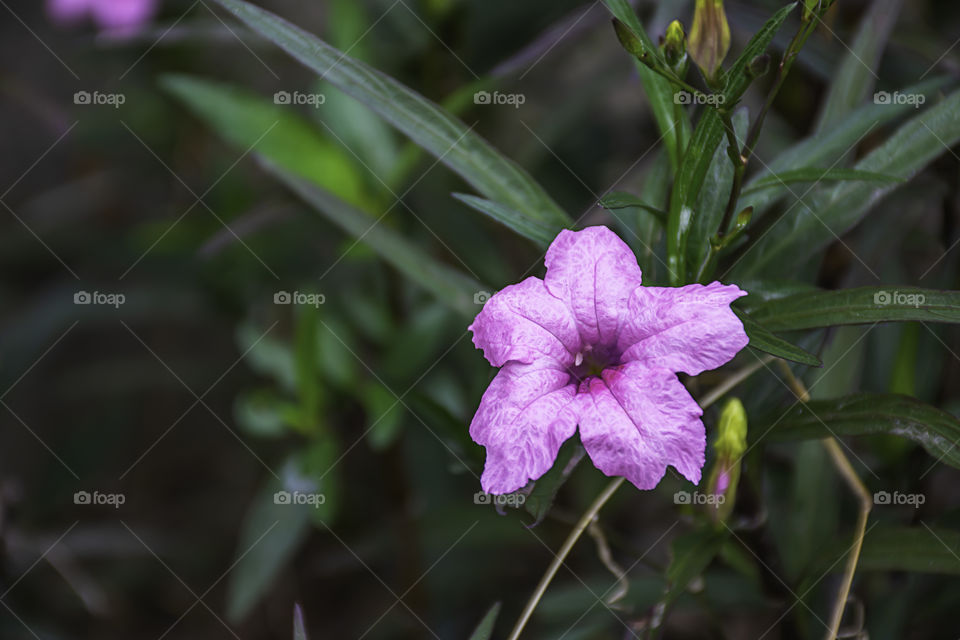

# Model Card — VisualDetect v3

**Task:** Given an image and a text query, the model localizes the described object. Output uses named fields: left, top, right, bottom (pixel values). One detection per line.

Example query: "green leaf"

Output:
left=809, top=526, right=960, bottom=579
left=665, top=3, right=794, bottom=284
left=294, top=307, right=322, bottom=434
left=749, top=287, right=960, bottom=332
left=211, top=0, right=569, bottom=225
left=663, top=528, right=726, bottom=606
left=721, top=3, right=796, bottom=104
left=814, top=0, right=903, bottom=133
left=226, top=463, right=313, bottom=622
left=293, top=603, right=309, bottom=640
left=740, top=77, right=951, bottom=218
left=761, top=393, right=960, bottom=470
left=735, top=88, right=960, bottom=278
left=687, top=108, right=748, bottom=278
left=363, top=381, right=405, bottom=451
left=736, top=310, right=822, bottom=366
left=467, top=602, right=502, bottom=640
left=597, top=191, right=667, bottom=221
left=603, top=0, right=691, bottom=175
left=740, top=168, right=902, bottom=196
left=161, top=74, right=375, bottom=210
left=524, top=440, right=585, bottom=526
left=259, top=157, right=483, bottom=318
left=452, top=193, right=560, bottom=248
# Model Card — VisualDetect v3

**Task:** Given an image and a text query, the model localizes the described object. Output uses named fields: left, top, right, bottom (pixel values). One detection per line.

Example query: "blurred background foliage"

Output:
left=1, top=0, right=960, bottom=638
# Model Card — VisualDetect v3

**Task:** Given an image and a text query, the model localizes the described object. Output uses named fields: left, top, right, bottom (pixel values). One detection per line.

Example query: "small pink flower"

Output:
left=469, top=226, right=748, bottom=494
left=48, top=0, right=157, bottom=37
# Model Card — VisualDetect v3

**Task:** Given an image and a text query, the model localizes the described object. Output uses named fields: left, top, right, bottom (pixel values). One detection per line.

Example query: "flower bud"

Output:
left=688, top=0, right=731, bottom=83
left=705, top=397, right=747, bottom=523
left=662, top=20, right=687, bottom=71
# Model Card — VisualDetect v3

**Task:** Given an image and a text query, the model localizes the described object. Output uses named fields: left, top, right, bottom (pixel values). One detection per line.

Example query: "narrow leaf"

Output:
left=452, top=193, right=560, bottom=248
left=741, top=168, right=901, bottom=195
left=749, top=287, right=960, bottom=331
left=212, top=0, right=569, bottom=225
left=261, top=158, right=482, bottom=317
left=597, top=191, right=667, bottom=220
left=761, top=393, right=960, bottom=470
left=467, top=602, right=502, bottom=640
left=736, top=310, right=822, bottom=366
left=524, top=441, right=585, bottom=526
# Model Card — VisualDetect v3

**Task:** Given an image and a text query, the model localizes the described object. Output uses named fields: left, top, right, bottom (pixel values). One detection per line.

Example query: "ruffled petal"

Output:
left=469, top=276, right=580, bottom=368
left=544, top=226, right=643, bottom=348
left=618, top=282, right=748, bottom=376
left=470, top=362, right=579, bottom=494
left=577, top=363, right=705, bottom=489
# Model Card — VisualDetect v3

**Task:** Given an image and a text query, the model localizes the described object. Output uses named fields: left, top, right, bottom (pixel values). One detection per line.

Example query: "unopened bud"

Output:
left=689, top=0, right=731, bottom=83
left=663, top=20, right=687, bottom=69
left=705, top=397, right=747, bottom=523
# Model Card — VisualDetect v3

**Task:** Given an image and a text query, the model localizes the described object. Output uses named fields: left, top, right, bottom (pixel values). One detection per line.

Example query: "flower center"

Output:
left=568, top=344, right=619, bottom=383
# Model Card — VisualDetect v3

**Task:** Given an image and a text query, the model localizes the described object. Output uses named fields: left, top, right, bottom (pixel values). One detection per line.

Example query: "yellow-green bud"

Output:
left=705, top=397, right=747, bottom=524
left=663, top=20, right=687, bottom=69
left=689, top=0, right=731, bottom=83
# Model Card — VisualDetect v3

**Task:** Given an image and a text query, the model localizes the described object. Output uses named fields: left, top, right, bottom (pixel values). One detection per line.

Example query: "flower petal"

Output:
left=577, top=363, right=705, bottom=489
left=470, top=362, right=579, bottom=494
left=544, top=226, right=643, bottom=348
left=619, top=282, right=748, bottom=376
left=469, top=276, right=580, bottom=368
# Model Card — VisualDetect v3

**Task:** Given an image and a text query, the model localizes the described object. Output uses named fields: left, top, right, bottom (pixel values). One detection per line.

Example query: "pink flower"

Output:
left=469, top=226, right=748, bottom=494
left=47, top=0, right=157, bottom=37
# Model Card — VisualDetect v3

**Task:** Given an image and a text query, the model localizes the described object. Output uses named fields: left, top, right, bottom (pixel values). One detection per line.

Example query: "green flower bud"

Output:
left=689, top=0, right=731, bottom=83
left=663, top=20, right=687, bottom=69
left=705, top=397, right=747, bottom=524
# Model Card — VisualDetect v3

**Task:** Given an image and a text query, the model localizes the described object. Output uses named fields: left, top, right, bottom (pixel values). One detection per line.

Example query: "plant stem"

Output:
left=506, top=476, right=625, bottom=640
left=716, top=110, right=747, bottom=238
left=507, top=359, right=768, bottom=640
left=821, top=438, right=871, bottom=640
left=775, top=361, right=871, bottom=640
